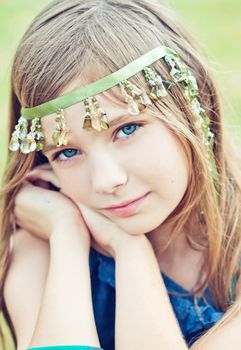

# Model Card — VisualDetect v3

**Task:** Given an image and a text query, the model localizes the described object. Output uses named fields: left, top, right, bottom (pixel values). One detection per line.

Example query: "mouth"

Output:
left=101, top=192, right=150, bottom=218
left=103, top=192, right=151, bottom=209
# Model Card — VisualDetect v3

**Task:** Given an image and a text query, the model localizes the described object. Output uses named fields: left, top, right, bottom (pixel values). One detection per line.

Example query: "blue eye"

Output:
left=116, top=123, right=142, bottom=139
left=53, top=148, right=80, bottom=162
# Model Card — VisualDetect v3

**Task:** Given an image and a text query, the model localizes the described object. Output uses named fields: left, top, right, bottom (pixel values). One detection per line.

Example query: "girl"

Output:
left=1, top=0, right=241, bottom=349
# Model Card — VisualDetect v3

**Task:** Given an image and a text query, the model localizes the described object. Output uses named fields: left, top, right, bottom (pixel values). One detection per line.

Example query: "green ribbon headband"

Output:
left=21, top=46, right=176, bottom=119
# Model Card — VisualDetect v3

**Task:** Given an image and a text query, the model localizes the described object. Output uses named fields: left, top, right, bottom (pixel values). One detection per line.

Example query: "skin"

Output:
left=41, top=88, right=189, bottom=249
left=14, top=77, right=208, bottom=294
left=15, top=81, right=206, bottom=280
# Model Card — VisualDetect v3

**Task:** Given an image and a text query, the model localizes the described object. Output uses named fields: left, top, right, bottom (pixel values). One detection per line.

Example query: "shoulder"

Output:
left=3, top=229, right=50, bottom=350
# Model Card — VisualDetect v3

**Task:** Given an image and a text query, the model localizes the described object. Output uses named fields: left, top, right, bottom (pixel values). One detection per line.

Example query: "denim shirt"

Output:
left=89, top=247, right=224, bottom=349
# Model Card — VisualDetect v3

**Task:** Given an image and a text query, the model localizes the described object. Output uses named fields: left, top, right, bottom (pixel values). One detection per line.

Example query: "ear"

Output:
left=25, top=163, right=61, bottom=189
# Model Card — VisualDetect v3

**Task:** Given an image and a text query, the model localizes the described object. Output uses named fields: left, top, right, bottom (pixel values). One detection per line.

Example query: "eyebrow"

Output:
left=43, top=114, right=135, bottom=154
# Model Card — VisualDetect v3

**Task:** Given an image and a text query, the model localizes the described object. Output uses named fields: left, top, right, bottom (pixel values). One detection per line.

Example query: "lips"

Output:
left=101, top=192, right=150, bottom=218
left=103, top=192, right=149, bottom=209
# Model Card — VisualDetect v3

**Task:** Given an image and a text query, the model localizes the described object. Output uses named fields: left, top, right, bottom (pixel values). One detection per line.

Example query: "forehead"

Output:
left=41, top=87, right=137, bottom=148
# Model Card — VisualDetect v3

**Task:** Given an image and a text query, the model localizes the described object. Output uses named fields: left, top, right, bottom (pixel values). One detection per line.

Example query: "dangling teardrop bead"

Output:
left=9, top=135, right=20, bottom=152
left=18, top=117, right=28, bottom=140
left=128, top=98, right=140, bottom=115
left=100, top=113, right=109, bottom=130
left=143, top=66, right=168, bottom=100
left=52, top=109, right=70, bottom=146
left=20, top=135, right=37, bottom=154
left=170, top=67, right=182, bottom=82
left=100, top=121, right=109, bottom=130
left=149, top=83, right=167, bottom=100
left=157, top=83, right=168, bottom=97
left=129, top=84, right=143, bottom=96
left=91, top=115, right=102, bottom=131
left=94, top=105, right=110, bottom=130
left=83, top=114, right=92, bottom=130
left=149, top=91, right=159, bottom=101
left=61, top=130, right=69, bottom=146
left=134, top=96, right=146, bottom=111
left=52, top=131, right=61, bottom=146
left=140, top=91, right=152, bottom=106
left=36, top=138, right=45, bottom=151
left=119, top=83, right=130, bottom=103
left=52, top=129, right=68, bottom=147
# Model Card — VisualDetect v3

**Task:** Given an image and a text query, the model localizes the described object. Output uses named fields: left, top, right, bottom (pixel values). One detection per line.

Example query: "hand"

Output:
left=77, top=203, right=147, bottom=258
left=14, top=164, right=90, bottom=251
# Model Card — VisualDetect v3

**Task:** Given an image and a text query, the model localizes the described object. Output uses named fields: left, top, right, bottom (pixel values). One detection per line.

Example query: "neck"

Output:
left=146, top=218, right=191, bottom=268
left=146, top=217, right=208, bottom=289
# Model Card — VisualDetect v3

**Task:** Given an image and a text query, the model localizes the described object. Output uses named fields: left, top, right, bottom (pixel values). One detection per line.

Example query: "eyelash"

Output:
left=51, top=122, right=144, bottom=163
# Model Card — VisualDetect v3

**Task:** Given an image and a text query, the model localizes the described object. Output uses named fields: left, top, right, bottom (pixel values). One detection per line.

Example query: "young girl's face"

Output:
left=41, top=88, right=189, bottom=236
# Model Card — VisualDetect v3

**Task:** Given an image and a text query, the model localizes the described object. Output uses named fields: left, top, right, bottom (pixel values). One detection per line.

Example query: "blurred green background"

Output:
left=0, top=0, right=241, bottom=348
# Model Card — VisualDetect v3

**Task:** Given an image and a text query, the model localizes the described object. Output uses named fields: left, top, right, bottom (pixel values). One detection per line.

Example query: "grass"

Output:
left=0, top=1, right=240, bottom=347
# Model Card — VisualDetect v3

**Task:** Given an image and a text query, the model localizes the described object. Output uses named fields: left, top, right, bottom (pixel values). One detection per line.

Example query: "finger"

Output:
left=15, top=217, right=22, bottom=227
left=78, top=203, right=114, bottom=232
left=30, top=179, right=56, bottom=190
left=31, top=163, right=53, bottom=171
left=15, top=182, right=48, bottom=207
left=24, top=163, right=52, bottom=178
left=24, top=168, right=60, bottom=189
left=25, top=168, right=53, bottom=180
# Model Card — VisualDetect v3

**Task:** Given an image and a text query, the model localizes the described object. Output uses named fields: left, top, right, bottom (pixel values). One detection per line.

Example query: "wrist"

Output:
left=112, top=234, right=150, bottom=258
left=50, top=221, right=90, bottom=258
left=51, top=213, right=82, bottom=232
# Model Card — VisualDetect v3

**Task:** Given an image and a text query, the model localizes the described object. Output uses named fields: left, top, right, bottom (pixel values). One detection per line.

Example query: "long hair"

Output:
left=1, top=0, right=241, bottom=348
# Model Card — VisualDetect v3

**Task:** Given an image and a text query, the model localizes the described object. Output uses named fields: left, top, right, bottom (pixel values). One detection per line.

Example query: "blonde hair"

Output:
left=1, top=0, right=241, bottom=348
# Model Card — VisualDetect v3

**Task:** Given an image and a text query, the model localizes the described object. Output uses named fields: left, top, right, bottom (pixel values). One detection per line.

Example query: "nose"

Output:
left=88, top=151, right=128, bottom=194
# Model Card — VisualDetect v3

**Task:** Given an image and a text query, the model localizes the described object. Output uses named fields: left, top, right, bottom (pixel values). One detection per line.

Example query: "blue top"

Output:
left=89, top=247, right=224, bottom=349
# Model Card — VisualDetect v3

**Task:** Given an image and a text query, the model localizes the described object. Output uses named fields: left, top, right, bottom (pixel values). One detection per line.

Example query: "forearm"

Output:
left=29, top=226, right=100, bottom=347
left=114, top=236, right=187, bottom=350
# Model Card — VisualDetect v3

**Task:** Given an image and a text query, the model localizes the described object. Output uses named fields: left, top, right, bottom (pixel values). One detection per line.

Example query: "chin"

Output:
left=116, top=213, right=165, bottom=236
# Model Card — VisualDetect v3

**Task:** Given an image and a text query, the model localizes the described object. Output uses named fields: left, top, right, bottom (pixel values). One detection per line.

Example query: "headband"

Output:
left=9, top=45, right=218, bottom=185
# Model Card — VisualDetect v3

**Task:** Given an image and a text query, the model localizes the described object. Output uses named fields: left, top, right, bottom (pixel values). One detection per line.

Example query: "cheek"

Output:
left=133, top=129, right=189, bottom=198
left=57, top=170, right=90, bottom=203
left=151, top=146, right=188, bottom=196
